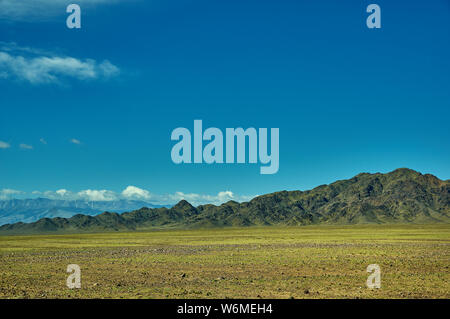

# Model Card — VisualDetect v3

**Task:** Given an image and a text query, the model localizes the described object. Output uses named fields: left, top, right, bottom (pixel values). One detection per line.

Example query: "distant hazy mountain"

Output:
left=1, top=168, right=449, bottom=234
left=0, top=198, right=166, bottom=226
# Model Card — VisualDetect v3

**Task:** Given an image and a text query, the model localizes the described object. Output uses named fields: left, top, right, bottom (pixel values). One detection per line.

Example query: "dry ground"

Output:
left=0, top=224, right=448, bottom=299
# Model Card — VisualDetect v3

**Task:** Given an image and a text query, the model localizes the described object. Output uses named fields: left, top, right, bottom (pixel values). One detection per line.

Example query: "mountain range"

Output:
left=0, top=168, right=448, bottom=234
left=0, top=198, right=165, bottom=226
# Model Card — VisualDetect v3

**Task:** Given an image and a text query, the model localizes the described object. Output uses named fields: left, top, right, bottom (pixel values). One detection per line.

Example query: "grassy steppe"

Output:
left=0, top=224, right=449, bottom=299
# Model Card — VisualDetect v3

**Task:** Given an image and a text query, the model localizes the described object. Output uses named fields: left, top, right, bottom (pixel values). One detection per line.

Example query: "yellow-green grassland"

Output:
left=0, top=224, right=448, bottom=299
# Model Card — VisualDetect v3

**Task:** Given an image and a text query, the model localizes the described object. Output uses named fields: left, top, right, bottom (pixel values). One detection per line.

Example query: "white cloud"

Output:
left=122, top=186, right=151, bottom=200
left=1, top=189, right=23, bottom=195
left=165, top=190, right=252, bottom=206
left=30, top=189, right=117, bottom=202
left=0, top=43, right=120, bottom=85
left=0, top=50, right=120, bottom=84
left=98, top=60, right=120, bottom=77
left=77, top=189, right=117, bottom=202
left=0, top=188, right=24, bottom=199
left=19, top=143, right=33, bottom=149
left=70, top=138, right=81, bottom=145
left=56, top=189, right=68, bottom=197
left=2, top=186, right=255, bottom=205
left=40, top=138, right=47, bottom=144
left=218, top=190, right=234, bottom=201
left=0, top=42, right=53, bottom=56
left=0, top=140, right=10, bottom=149
left=32, top=189, right=75, bottom=200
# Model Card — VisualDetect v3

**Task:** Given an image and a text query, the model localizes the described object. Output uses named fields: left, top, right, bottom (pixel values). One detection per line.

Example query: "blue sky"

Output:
left=0, top=0, right=449, bottom=205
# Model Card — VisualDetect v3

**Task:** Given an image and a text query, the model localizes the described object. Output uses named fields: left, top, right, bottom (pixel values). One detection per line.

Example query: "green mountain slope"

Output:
left=1, top=168, right=449, bottom=234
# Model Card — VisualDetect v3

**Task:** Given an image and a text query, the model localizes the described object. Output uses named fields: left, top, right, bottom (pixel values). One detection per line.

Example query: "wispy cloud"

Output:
left=70, top=138, right=82, bottom=145
left=164, top=190, right=253, bottom=206
left=77, top=189, right=117, bottom=202
left=0, top=188, right=24, bottom=199
left=0, top=52, right=119, bottom=84
left=19, top=143, right=33, bottom=150
left=0, top=140, right=10, bottom=149
left=39, top=138, right=47, bottom=145
left=0, top=42, right=119, bottom=85
left=0, top=42, right=53, bottom=56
